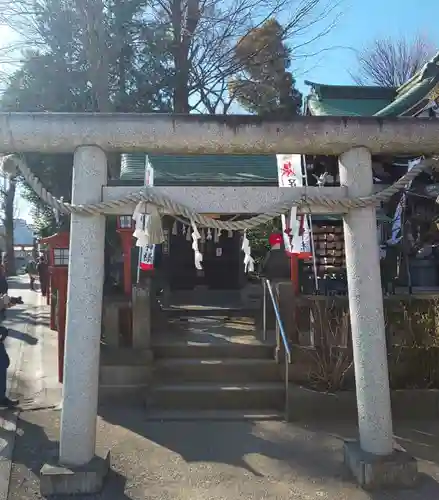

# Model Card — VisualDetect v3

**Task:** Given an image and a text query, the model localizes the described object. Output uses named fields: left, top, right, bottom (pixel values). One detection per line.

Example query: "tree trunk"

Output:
left=171, top=0, right=200, bottom=114
left=173, top=47, right=191, bottom=113
left=4, top=179, right=16, bottom=276
left=74, top=0, right=121, bottom=179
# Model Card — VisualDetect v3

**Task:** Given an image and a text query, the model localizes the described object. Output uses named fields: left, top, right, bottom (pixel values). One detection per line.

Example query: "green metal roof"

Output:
left=305, top=81, right=396, bottom=116
left=376, top=55, right=439, bottom=116
left=305, top=51, right=439, bottom=118
left=307, top=97, right=393, bottom=116
left=120, top=154, right=278, bottom=185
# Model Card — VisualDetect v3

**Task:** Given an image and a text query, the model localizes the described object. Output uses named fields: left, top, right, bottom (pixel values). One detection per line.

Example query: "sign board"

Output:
left=276, top=154, right=311, bottom=254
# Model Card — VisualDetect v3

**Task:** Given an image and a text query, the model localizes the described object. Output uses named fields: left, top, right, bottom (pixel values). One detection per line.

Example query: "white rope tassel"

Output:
left=172, top=220, right=178, bottom=235
left=132, top=201, right=164, bottom=246
left=191, top=220, right=203, bottom=270
left=132, top=202, right=145, bottom=242
left=242, top=230, right=255, bottom=273
left=207, top=228, right=212, bottom=240
left=214, top=228, right=221, bottom=243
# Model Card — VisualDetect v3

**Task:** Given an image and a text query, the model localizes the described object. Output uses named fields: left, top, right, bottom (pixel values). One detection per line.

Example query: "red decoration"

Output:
left=281, top=161, right=295, bottom=178
left=268, top=233, right=283, bottom=247
left=39, top=232, right=69, bottom=383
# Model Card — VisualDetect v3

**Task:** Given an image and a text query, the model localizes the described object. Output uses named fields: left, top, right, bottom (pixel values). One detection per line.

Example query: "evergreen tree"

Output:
left=0, top=0, right=173, bottom=235
left=229, top=19, right=302, bottom=117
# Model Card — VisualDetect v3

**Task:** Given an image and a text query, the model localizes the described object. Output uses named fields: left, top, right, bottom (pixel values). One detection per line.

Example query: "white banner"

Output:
left=276, top=154, right=311, bottom=254
left=139, top=243, right=154, bottom=271
left=389, top=157, right=422, bottom=245
left=139, top=157, right=155, bottom=270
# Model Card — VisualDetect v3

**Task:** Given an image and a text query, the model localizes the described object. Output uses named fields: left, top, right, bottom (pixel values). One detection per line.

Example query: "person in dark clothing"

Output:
left=0, top=265, right=8, bottom=296
left=37, top=256, right=49, bottom=297
left=0, top=266, right=8, bottom=322
left=0, top=326, right=18, bottom=408
left=25, top=260, right=37, bottom=290
left=260, top=233, right=291, bottom=280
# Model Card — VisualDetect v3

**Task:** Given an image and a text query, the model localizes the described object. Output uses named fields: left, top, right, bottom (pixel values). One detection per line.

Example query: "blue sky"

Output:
left=0, top=0, right=438, bottom=222
left=294, top=0, right=438, bottom=94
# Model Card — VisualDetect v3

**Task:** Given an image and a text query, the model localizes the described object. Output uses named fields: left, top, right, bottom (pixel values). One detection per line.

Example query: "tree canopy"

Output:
left=0, top=0, right=337, bottom=235
left=229, top=18, right=302, bottom=116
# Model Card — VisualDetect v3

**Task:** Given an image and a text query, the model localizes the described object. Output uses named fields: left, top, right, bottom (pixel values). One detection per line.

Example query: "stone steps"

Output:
left=143, top=409, right=284, bottom=421
left=153, top=343, right=274, bottom=360
left=149, top=340, right=285, bottom=415
left=100, top=365, right=151, bottom=386
left=155, top=357, right=280, bottom=383
left=148, top=382, right=285, bottom=411
left=162, top=307, right=257, bottom=317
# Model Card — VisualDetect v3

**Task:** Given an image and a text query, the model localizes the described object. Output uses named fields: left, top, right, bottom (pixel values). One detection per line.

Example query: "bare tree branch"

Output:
left=352, top=34, right=436, bottom=87
left=144, top=0, right=342, bottom=113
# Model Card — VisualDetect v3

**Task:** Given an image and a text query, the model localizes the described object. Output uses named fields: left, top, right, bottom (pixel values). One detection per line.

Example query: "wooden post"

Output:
left=290, top=254, right=300, bottom=295
left=50, top=274, right=57, bottom=331
left=57, top=267, right=68, bottom=383
left=118, top=231, right=133, bottom=296
left=46, top=275, right=51, bottom=305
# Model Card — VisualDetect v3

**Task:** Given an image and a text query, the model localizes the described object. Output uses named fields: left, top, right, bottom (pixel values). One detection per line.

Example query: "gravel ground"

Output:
left=7, top=407, right=439, bottom=500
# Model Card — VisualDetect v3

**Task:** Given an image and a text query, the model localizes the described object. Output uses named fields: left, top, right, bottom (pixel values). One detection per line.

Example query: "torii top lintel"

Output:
left=0, top=112, right=438, bottom=156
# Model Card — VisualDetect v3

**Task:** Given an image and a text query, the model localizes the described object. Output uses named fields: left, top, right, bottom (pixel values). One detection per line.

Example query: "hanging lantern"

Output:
left=117, top=215, right=134, bottom=230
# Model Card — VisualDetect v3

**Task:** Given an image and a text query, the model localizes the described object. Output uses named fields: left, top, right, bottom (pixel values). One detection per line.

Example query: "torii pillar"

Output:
left=340, top=148, right=416, bottom=487
left=60, top=146, right=107, bottom=465
left=41, top=146, right=110, bottom=496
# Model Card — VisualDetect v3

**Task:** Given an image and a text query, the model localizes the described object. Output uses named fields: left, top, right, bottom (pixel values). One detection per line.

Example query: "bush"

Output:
left=292, top=295, right=439, bottom=391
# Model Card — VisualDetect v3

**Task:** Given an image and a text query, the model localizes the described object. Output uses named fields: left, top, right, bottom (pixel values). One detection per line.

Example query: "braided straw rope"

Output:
left=2, top=154, right=437, bottom=231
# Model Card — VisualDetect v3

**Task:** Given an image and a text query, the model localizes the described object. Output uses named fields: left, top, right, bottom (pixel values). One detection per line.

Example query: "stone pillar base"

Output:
left=40, top=451, right=110, bottom=496
left=344, top=440, right=418, bottom=489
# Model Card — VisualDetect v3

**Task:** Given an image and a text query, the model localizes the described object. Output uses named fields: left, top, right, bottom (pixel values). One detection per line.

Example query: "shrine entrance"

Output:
left=202, top=231, right=241, bottom=290
left=168, top=230, right=197, bottom=290
left=168, top=226, right=242, bottom=291
left=3, top=111, right=438, bottom=492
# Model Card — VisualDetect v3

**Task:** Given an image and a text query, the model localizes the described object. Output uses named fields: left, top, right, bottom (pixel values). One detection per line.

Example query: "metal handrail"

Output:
left=262, top=279, right=292, bottom=362
left=262, top=278, right=292, bottom=420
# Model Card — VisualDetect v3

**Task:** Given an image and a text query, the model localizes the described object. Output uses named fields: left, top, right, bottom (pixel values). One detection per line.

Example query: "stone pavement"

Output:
left=4, top=277, right=439, bottom=499
left=0, top=276, right=61, bottom=500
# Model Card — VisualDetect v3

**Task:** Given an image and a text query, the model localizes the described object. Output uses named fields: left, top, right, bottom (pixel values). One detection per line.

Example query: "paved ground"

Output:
left=4, top=276, right=439, bottom=499
left=0, top=277, right=62, bottom=500
left=156, top=315, right=266, bottom=346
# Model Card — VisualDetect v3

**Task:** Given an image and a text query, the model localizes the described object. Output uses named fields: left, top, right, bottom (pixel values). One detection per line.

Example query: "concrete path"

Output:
left=3, top=278, right=439, bottom=499
left=7, top=409, right=439, bottom=500
left=0, top=277, right=61, bottom=500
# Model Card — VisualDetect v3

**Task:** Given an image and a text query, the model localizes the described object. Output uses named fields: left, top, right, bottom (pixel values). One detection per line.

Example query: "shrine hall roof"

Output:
left=120, top=154, right=279, bottom=185
left=305, top=51, right=439, bottom=117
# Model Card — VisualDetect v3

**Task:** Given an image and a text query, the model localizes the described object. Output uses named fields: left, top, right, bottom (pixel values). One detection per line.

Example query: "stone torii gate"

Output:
left=1, top=113, right=439, bottom=495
